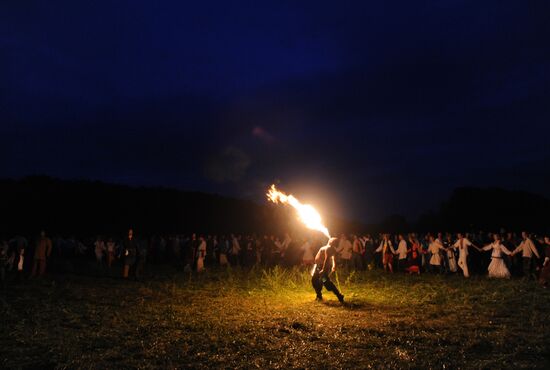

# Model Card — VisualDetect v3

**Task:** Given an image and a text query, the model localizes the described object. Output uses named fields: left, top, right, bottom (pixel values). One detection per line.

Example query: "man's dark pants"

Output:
left=311, top=268, right=342, bottom=300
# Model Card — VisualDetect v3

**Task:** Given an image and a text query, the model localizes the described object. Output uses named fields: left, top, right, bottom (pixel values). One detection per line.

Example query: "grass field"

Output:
left=1, top=267, right=549, bottom=369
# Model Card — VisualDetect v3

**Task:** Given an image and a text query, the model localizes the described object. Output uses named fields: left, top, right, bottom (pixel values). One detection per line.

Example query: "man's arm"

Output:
left=528, top=240, right=540, bottom=258
left=512, top=242, right=523, bottom=256
left=331, top=255, right=336, bottom=272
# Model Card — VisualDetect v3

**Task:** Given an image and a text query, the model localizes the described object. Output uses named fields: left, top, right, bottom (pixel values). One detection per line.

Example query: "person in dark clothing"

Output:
left=135, top=238, right=148, bottom=280
left=0, top=240, right=8, bottom=288
left=311, top=237, right=344, bottom=303
left=122, top=229, right=137, bottom=279
left=30, top=230, right=52, bottom=278
left=538, top=236, right=550, bottom=288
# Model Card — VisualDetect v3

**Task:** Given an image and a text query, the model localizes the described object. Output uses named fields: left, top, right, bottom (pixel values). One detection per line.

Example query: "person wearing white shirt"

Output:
left=300, top=239, right=315, bottom=266
left=337, top=234, right=353, bottom=268
left=396, top=234, right=408, bottom=272
left=428, top=236, right=445, bottom=273
left=476, top=234, right=512, bottom=278
left=538, top=236, right=550, bottom=287
left=94, top=237, right=106, bottom=268
left=452, top=233, right=477, bottom=278
left=512, top=232, right=540, bottom=279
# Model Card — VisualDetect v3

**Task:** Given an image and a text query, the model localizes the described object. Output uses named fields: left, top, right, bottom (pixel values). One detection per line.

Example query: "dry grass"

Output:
left=1, top=267, right=549, bottom=369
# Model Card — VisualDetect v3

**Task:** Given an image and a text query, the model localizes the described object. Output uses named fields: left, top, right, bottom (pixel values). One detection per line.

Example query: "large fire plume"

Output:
left=267, top=184, right=331, bottom=239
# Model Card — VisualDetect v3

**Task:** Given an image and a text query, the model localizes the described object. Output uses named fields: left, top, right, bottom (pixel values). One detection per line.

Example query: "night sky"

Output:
left=2, top=1, right=550, bottom=223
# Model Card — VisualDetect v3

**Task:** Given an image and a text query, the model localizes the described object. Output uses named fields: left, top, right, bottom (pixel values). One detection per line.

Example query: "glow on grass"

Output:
left=267, top=184, right=331, bottom=239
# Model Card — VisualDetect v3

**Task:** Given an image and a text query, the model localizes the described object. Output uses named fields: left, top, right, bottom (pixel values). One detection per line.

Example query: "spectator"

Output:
left=94, top=236, right=106, bottom=270
left=338, top=234, right=353, bottom=269
left=30, top=230, right=52, bottom=278
left=538, top=236, right=550, bottom=288
left=122, top=229, right=137, bottom=279
left=300, top=238, right=315, bottom=267
left=396, top=234, right=408, bottom=272
left=196, top=236, right=207, bottom=272
left=106, top=238, right=116, bottom=269
left=428, top=235, right=445, bottom=273
left=351, top=235, right=364, bottom=270
left=512, top=232, right=540, bottom=279
left=0, top=240, right=8, bottom=288
left=444, top=233, right=458, bottom=273
left=376, top=234, right=396, bottom=273
left=452, top=233, right=476, bottom=278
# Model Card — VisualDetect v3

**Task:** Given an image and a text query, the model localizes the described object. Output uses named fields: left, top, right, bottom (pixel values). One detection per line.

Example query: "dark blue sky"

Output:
left=1, top=1, right=549, bottom=223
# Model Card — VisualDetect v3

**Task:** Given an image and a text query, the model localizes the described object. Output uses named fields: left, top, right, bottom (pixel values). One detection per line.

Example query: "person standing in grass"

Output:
left=362, top=234, right=375, bottom=270
left=538, top=235, right=550, bottom=288
left=452, top=233, right=476, bottom=278
left=218, top=235, right=230, bottom=267
left=475, top=234, right=513, bottom=278
left=436, top=233, right=449, bottom=273
left=106, top=238, right=116, bottom=269
left=196, top=236, right=207, bottom=272
left=94, top=236, right=106, bottom=270
left=421, top=234, right=431, bottom=273
left=337, top=234, right=353, bottom=269
left=311, top=237, right=344, bottom=303
left=122, top=229, right=137, bottom=279
left=395, top=234, right=408, bottom=272
left=0, top=240, right=8, bottom=288
left=444, top=233, right=457, bottom=273
left=406, top=234, right=421, bottom=274
left=511, top=232, right=540, bottom=279
left=428, top=235, right=445, bottom=273
left=376, top=234, right=396, bottom=273
left=30, top=230, right=52, bottom=278
left=135, top=238, right=148, bottom=279
left=351, top=235, right=364, bottom=270
left=300, top=238, right=315, bottom=267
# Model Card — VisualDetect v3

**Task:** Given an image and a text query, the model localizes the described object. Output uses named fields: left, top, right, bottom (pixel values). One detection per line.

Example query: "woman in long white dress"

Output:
left=196, top=236, right=207, bottom=272
left=476, top=234, right=512, bottom=278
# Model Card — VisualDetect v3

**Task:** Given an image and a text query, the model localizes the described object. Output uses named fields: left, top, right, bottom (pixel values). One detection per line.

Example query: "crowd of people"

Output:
left=1, top=228, right=549, bottom=288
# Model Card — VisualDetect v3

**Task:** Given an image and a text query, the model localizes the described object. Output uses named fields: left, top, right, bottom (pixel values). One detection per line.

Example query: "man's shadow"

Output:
left=320, top=298, right=373, bottom=311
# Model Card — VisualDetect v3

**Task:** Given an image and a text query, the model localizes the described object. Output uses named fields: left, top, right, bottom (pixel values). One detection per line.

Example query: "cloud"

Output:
left=204, top=146, right=251, bottom=183
left=252, top=126, right=276, bottom=144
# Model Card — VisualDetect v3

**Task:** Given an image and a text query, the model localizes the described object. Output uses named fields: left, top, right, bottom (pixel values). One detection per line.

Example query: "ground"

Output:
left=1, top=267, right=549, bottom=369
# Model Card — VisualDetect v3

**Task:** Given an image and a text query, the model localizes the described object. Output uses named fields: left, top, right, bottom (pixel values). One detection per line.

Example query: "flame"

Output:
left=267, top=184, right=331, bottom=239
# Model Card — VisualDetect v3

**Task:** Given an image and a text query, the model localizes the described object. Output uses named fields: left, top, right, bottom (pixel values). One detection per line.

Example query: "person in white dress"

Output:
left=475, top=234, right=512, bottom=278
left=196, top=236, right=207, bottom=272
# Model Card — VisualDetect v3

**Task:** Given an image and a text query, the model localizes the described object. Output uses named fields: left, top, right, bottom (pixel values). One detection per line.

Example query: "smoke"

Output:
left=204, top=146, right=251, bottom=183
left=252, top=126, right=276, bottom=144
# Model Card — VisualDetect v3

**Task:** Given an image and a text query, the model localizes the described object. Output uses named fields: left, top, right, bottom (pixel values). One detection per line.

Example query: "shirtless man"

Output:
left=311, top=237, right=344, bottom=303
